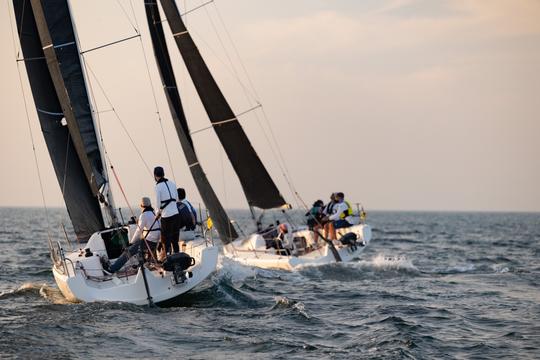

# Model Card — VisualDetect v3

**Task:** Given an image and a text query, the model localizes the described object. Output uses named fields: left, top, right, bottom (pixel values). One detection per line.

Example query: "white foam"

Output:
left=0, top=282, right=71, bottom=304
left=356, top=254, right=419, bottom=272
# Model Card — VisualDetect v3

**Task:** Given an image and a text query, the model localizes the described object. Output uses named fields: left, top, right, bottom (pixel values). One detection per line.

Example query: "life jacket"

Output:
left=340, top=201, right=353, bottom=219
left=324, top=202, right=335, bottom=215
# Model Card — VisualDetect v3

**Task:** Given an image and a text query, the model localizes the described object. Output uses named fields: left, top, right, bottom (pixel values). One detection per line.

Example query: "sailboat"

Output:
left=144, top=1, right=372, bottom=270
left=12, top=0, right=218, bottom=306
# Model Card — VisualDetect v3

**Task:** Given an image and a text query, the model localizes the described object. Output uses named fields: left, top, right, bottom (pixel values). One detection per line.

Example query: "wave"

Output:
left=373, top=229, right=422, bottom=236
left=0, top=282, right=71, bottom=304
left=433, top=263, right=513, bottom=275
left=357, top=254, right=420, bottom=273
left=271, top=296, right=310, bottom=319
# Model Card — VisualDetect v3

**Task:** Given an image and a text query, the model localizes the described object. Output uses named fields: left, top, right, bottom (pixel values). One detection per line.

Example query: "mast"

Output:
left=158, top=0, right=287, bottom=210
left=13, top=0, right=110, bottom=240
left=144, top=1, right=238, bottom=243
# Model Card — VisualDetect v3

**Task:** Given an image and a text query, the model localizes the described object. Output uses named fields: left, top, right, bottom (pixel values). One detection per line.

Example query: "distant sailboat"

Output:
left=12, top=0, right=218, bottom=305
left=144, top=0, right=372, bottom=270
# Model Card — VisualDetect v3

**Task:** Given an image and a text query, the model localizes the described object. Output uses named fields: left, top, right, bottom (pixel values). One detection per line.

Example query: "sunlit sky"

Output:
left=0, top=0, right=539, bottom=212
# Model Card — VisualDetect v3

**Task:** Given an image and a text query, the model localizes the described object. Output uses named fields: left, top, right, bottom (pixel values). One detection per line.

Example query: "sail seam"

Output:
left=173, top=30, right=188, bottom=37
left=213, top=117, right=237, bottom=126
left=54, top=41, right=75, bottom=49
left=36, top=108, right=64, bottom=116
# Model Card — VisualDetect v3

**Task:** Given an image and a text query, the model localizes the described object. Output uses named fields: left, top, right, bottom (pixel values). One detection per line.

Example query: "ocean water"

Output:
left=0, top=208, right=539, bottom=359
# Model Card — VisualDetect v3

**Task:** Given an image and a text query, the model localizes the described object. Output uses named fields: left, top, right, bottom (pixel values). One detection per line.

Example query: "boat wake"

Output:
left=364, top=254, right=419, bottom=272
left=0, top=282, right=71, bottom=304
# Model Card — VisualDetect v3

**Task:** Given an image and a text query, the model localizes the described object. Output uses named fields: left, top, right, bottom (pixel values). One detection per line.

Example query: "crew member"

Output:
left=106, top=197, right=160, bottom=273
left=154, top=166, right=180, bottom=254
left=324, top=192, right=353, bottom=240
left=177, top=188, right=197, bottom=231
left=306, top=199, right=324, bottom=245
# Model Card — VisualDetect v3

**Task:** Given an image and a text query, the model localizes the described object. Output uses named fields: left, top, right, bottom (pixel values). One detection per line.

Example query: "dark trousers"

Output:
left=161, top=213, right=181, bottom=254
left=109, top=239, right=157, bottom=273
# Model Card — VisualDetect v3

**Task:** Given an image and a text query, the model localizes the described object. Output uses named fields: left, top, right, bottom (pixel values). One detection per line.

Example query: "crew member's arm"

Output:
left=329, top=203, right=346, bottom=221
left=155, top=185, right=162, bottom=217
left=130, top=213, right=144, bottom=244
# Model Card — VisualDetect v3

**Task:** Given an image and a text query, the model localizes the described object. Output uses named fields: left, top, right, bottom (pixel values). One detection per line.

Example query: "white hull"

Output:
left=223, top=224, right=371, bottom=270
left=51, top=227, right=217, bottom=306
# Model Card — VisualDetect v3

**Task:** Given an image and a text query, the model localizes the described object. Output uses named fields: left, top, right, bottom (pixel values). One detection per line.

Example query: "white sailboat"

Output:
left=145, top=1, right=373, bottom=270
left=11, top=0, right=220, bottom=306
left=223, top=219, right=372, bottom=271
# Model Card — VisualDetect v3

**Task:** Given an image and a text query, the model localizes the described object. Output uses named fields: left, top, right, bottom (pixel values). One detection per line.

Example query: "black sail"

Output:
left=144, top=1, right=238, bottom=243
left=13, top=0, right=104, bottom=240
left=29, top=0, right=106, bottom=193
left=158, top=0, right=287, bottom=210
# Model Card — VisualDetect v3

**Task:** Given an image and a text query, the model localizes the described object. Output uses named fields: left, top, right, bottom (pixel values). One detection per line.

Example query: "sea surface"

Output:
left=0, top=208, right=539, bottom=359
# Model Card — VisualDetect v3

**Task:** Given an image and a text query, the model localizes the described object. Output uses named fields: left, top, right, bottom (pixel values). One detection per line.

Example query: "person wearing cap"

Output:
left=154, top=166, right=181, bottom=254
left=105, top=197, right=160, bottom=273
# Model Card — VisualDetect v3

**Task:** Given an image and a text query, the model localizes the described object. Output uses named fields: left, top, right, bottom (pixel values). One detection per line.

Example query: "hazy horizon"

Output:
left=1, top=0, right=539, bottom=213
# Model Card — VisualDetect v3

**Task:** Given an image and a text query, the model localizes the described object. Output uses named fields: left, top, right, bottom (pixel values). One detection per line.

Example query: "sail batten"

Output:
left=145, top=1, right=238, bottom=243
left=13, top=0, right=105, bottom=240
left=158, top=0, right=287, bottom=210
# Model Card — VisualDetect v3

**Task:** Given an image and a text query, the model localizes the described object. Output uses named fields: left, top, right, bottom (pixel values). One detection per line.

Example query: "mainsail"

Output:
left=14, top=0, right=108, bottom=240
left=158, top=0, right=287, bottom=210
left=144, top=1, right=238, bottom=243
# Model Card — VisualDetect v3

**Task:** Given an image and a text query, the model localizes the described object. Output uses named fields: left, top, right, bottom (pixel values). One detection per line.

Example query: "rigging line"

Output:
left=80, top=34, right=140, bottom=54
left=220, top=147, right=227, bottom=205
left=84, top=62, right=152, bottom=175
left=61, top=132, right=71, bottom=196
left=212, top=2, right=295, bottom=175
left=6, top=0, right=20, bottom=60
left=201, top=1, right=257, bottom=105
left=13, top=0, right=25, bottom=59
left=203, top=2, right=295, bottom=195
left=187, top=26, right=257, bottom=105
left=81, top=52, right=111, bottom=185
left=130, top=0, right=177, bottom=182
left=212, top=1, right=260, bottom=101
left=182, top=0, right=214, bottom=17
left=107, top=158, right=158, bottom=263
left=115, top=0, right=139, bottom=34
left=198, top=2, right=299, bottom=204
left=8, top=2, right=53, bottom=245
left=153, top=1, right=214, bottom=24
left=213, top=1, right=295, bottom=176
left=189, top=103, right=262, bottom=135
left=212, top=2, right=299, bottom=204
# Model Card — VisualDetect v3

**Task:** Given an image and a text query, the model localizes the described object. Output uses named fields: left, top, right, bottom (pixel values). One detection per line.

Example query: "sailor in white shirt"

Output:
left=106, top=197, right=160, bottom=273
left=154, top=166, right=181, bottom=254
left=325, top=192, right=353, bottom=240
left=130, top=197, right=161, bottom=244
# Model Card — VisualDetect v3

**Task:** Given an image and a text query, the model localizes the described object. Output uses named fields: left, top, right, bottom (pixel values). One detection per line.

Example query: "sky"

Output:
left=0, top=0, right=539, bottom=212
